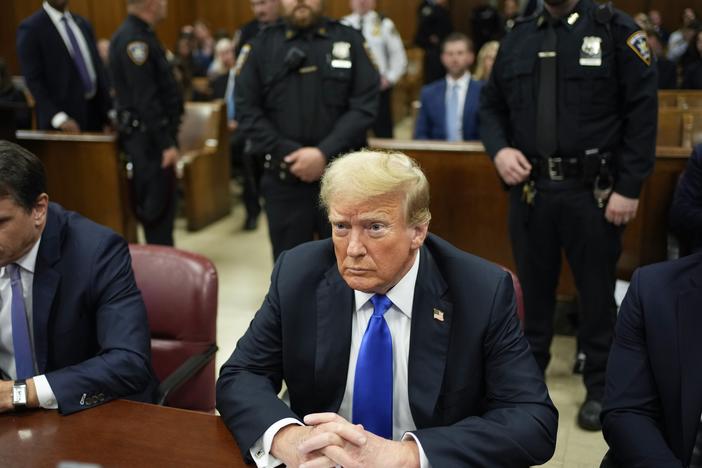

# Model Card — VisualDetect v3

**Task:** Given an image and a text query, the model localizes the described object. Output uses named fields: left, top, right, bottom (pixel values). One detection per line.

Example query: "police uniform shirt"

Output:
left=479, top=0, right=657, bottom=198
left=0, top=238, right=58, bottom=409
left=234, top=18, right=380, bottom=163
left=341, top=11, right=407, bottom=86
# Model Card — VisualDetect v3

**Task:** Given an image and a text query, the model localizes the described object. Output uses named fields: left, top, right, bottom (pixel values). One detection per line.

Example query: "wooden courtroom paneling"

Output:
left=16, top=131, right=138, bottom=242
left=369, top=139, right=690, bottom=297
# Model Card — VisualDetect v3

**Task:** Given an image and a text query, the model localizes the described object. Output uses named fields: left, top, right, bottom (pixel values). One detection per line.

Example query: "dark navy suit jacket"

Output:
left=36, top=203, right=156, bottom=414
left=16, top=8, right=110, bottom=131
left=217, top=234, right=557, bottom=466
left=670, top=144, right=702, bottom=254
left=414, top=77, right=484, bottom=140
left=602, top=253, right=702, bottom=467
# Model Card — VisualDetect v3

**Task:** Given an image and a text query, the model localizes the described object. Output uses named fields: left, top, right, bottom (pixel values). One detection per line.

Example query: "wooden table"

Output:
left=0, top=400, right=249, bottom=467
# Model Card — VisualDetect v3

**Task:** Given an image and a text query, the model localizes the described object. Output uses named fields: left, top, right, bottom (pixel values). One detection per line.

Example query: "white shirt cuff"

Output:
left=250, top=417, right=302, bottom=468
left=51, top=112, right=69, bottom=129
left=33, top=375, right=58, bottom=409
left=402, top=432, right=432, bottom=468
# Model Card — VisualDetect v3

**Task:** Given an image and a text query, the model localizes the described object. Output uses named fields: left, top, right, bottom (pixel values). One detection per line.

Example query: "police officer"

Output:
left=235, top=0, right=379, bottom=260
left=235, top=0, right=281, bottom=56
left=479, top=0, right=657, bottom=431
left=109, top=0, right=183, bottom=246
left=342, top=0, right=407, bottom=138
left=414, top=0, right=453, bottom=84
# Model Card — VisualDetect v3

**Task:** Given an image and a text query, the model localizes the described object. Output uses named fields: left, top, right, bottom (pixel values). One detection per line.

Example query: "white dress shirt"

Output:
left=42, top=1, right=98, bottom=129
left=251, top=252, right=431, bottom=468
left=445, top=72, right=471, bottom=141
left=0, top=237, right=58, bottom=409
left=341, top=11, right=408, bottom=85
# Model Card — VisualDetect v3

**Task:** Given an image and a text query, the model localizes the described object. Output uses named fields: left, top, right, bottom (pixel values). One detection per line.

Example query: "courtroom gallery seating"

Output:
left=129, top=244, right=219, bottom=413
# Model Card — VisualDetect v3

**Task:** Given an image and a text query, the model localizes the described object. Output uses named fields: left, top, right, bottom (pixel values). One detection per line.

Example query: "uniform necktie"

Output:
left=353, top=294, right=393, bottom=439
left=536, top=20, right=558, bottom=158
left=446, top=83, right=461, bottom=141
left=690, top=421, right=702, bottom=468
left=61, top=16, right=94, bottom=96
left=8, top=264, right=34, bottom=379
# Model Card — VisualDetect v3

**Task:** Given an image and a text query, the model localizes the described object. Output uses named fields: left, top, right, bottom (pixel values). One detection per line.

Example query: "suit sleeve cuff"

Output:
left=402, top=432, right=432, bottom=468
left=51, top=112, right=69, bottom=130
left=33, top=375, right=59, bottom=410
left=250, top=417, right=303, bottom=468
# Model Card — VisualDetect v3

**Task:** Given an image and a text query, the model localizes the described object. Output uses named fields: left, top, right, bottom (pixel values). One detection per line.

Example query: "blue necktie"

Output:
left=446, top=83, right=461, bottom=141
left=8, top=264, right=34, bottom=379
left=353, top=294, right=393, bottom=439
left=61, top=16, right=94, bottom=96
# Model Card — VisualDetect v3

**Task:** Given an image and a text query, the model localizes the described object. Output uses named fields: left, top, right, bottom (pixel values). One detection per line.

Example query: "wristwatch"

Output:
left=12, top=379, right=27, bottom=408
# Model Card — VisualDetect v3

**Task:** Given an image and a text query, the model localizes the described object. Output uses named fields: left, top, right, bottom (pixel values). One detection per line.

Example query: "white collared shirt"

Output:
left=445, top=72, right=471, bottom=140
left=341, top=10, right=407, bottom=85
left=0, top=236, right=58, bottom=409
left=42, top=1, right=98, bottom=128
left=251, top=252, right=431, bottom=468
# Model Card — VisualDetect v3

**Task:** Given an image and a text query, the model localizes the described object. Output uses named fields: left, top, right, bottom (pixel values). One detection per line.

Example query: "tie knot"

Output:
left=6, top=263, right=21, bottom=282
left=370, top=294, right=392, bottom=317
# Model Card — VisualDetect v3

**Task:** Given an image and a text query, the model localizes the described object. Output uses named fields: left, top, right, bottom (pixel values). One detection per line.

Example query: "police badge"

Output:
left=127, top=41, right=148, bottom=66
left=331, top=41, right=352, bottom=69
left=579, top=36, right=602, bottom=66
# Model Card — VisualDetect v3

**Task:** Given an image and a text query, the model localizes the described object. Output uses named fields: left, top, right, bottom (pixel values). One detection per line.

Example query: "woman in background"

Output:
left=474, top=40, right=499, bottom=81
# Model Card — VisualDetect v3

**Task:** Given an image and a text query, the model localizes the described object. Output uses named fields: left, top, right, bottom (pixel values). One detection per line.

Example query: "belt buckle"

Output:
left=547, top=157, right=564, bottom=181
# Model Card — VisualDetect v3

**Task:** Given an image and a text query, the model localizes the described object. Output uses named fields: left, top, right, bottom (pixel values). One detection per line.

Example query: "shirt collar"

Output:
left=1, top=236, right=41, bottom=277
left=43, top=1, right=72, bottom=23
left=354, top=249, right=421, bottom=319
left=446, top=72, right=470, bottom=88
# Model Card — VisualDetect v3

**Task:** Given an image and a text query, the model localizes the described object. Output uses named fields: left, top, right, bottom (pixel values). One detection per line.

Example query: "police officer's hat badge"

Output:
left=127, top=41, right=148, bottom=66
left=626, top=30, right=652, bottom=66
left=332, top=42, right=351, bottom=60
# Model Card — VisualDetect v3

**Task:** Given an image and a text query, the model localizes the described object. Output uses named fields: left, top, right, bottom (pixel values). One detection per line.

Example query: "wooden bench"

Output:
left=657, top=108, right=702, bottom=148
left=368, top=139, right=690, bottom=297
left=658, top=90, right=702, bottom=109
left=178, top=100, right=231, bottom=231
left=15, top=131, right=137, bottom=242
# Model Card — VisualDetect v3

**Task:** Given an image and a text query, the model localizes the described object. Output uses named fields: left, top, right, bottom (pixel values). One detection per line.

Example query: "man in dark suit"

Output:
left=601, top=252, right=702, bottom=467
left=217, top=150, right=557, bottom=467
left=670, top=144, right=702, bottom=254
left=0, top=141, right=156, bottom=415
left=16, top=0, right=111, bottom=132
left=414, top=33, right=483, bottom=141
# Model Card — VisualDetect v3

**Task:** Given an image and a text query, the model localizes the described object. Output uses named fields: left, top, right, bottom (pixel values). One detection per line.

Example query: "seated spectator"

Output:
left=216, top=149, right=558, bottom=467
left=670, top=144, right=702, bottom=253
left=647, top=31, right=677, bottom=89
left=414, top=33, right=484, bottom=141
left=668, top=8, right=697, bottom=62
left=172, top=34, right=195, bottom=101
left=473, top=40, right=499, bottom=81
left=682, top=28, right=702, bottom=89
left=208, top=37, right=234, bottom=81
left=601, top=251, right=702, bottom=467
left=192, top=19, right=215, bottom=77
left=649, top=9, right=670, bottom=44
left=0, top=140, right=156, bottom=414
left=0, top=59, right=31, bottom=129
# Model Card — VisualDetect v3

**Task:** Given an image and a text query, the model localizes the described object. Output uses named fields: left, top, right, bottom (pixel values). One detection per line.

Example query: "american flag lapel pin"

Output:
left=433, top=308, right=444, bottom=322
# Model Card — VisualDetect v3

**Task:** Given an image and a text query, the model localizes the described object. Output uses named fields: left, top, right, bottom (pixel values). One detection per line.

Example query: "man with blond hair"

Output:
left=217, top=150, right=557, bottom=467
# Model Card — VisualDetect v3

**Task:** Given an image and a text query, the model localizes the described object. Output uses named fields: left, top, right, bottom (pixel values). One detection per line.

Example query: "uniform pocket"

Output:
left=322, top=67, right=352, bottom=107
left=503, top=59, right=535, bottom=109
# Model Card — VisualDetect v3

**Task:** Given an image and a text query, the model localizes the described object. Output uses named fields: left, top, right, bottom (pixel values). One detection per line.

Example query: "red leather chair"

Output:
left=499, top=266, right=525, bottom=327
left=129, top=244, right=218, bottom=412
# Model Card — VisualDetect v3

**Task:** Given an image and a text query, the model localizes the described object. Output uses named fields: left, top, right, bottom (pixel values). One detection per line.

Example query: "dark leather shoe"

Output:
left=578, top=400, right=602, bottom=431
left=243, top=215, right=258, bottom=231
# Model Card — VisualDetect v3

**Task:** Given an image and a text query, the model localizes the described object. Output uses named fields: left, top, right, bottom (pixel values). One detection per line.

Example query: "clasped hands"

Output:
left=272, top=413, right=419, bottom=468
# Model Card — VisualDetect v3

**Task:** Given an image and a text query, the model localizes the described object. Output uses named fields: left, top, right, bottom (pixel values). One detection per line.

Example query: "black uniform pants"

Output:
left=122, top=132, right=176, bottom=246
left=373, top=87, right=394, bottom=139
left=230, top=132, right=262, bottom=219
left=509, top=181, right=621, bottom=400
left=261, top=173, right=331, bottom=260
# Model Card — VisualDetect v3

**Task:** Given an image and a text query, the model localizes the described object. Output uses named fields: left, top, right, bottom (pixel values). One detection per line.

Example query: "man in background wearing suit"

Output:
left=217, top=150, right=557, bottom=467
left=601, top=252, right=702, bottom=467
left=0, top=141, right=156, bottom=415
left=16, top=0, right=111, bottom=132
left=414, top=33, right=483, bottom=141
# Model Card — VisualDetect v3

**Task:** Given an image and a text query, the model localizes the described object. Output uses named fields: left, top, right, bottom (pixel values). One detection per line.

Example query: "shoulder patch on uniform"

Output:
left=127, top=41, right=148, bottom=66
left=235, top=44, right=252, bottom=76
left=363, top=41, right=379, bottom=70
left=626, top=30, right=651, bottom=66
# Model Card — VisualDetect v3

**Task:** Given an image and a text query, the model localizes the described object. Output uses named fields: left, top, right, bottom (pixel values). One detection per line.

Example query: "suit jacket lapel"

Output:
left=463, top=80, right=480, bottom=139
left=33, top=206, right=62, bottom=374
left=41, top=8, right=75, bottom=63
left=408, top=246, right=451, bottom=428
left=315, top=264, right=354, bottom=412
left=678, top=264, right=702, bottom=461
left=436, top=81, right=447, bottom=140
